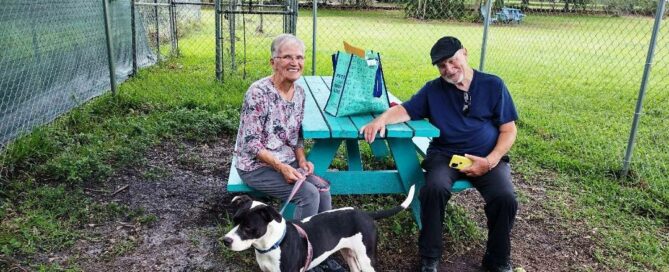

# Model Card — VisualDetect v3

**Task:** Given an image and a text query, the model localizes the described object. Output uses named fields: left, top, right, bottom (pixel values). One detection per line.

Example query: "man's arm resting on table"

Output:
left=360, top=105, right=411, bottom=143
left=257, top=149, right=304, bottom=183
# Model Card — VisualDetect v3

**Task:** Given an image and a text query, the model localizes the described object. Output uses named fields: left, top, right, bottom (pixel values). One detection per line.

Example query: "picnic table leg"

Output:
left=369, top=140, right=389, bottom=159
left=345, top=140, right=363, bottom=171
left=386, top=138, right=425, bottom=229
left=307, top=139, right=342, bottom=173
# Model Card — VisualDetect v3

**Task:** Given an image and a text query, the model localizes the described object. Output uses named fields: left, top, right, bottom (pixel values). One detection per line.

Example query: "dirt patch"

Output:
left=432, top=176, right=603, bottom=272
left=60, top=138, right=239, bottom=271
left=45, top=134, right=602, bottom=271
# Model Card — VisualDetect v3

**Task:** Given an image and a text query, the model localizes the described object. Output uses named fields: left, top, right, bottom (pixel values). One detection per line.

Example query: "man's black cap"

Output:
left=430, top=36, right=463, bottom=65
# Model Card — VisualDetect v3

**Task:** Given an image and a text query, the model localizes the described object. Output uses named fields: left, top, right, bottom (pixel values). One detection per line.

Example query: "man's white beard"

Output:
left=444, top=73, right=464, bottom=84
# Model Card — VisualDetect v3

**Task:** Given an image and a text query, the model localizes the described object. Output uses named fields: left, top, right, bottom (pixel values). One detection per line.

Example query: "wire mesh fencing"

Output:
left=220, top=0, right=299, bottom=80
left=132, top=0, right=218, bottom=88
left=302, top=0, right=668, bottom=209
left=0, top=0, right=155, bottom=147
left=479, top=0, right=669, bottom=186
left=0, top=0, right=666, bottom=188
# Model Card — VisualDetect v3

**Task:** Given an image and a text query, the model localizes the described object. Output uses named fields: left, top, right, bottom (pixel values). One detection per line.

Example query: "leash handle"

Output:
left=280, top=168, right=308, bottom=214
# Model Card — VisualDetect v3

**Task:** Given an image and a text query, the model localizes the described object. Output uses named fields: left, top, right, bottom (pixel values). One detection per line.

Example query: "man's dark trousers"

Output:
left=418, top=153, right=518, bottom=266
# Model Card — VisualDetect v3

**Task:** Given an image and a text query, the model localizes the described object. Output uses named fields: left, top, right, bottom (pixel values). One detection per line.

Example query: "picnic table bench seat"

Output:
left=226, top=139, right=474, bottom=195
left=226, top=76, right=473, bottom=225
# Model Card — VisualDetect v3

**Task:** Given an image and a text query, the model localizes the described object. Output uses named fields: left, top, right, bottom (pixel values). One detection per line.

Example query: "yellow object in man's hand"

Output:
left=449, top=155, right=473, bottom=170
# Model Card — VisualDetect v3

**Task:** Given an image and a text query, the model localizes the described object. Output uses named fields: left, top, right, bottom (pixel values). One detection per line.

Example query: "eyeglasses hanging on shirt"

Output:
left=462, top=91, right=471, bottom=116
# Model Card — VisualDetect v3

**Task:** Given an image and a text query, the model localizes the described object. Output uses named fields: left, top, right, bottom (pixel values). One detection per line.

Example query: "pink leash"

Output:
left=280, top=168, right=331, bottom=214
left=292, top=223, right=313, bottom=272
left=279, top=168, right=314, bottom=271
left=279, top=169, right=307, bottom=214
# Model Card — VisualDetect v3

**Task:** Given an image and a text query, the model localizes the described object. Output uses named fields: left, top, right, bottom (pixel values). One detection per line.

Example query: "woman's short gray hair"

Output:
left=270, top=34, right=305, bottom=58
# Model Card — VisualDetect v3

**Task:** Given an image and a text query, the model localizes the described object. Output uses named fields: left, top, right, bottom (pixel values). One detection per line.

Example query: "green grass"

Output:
left=0, top=59, right=240, bottom=266
left=1, top=8, right=668, bottom=271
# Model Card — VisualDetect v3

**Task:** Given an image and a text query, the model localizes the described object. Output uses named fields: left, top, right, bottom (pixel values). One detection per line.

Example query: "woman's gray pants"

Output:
left=237, top=161, right=332, bottom=220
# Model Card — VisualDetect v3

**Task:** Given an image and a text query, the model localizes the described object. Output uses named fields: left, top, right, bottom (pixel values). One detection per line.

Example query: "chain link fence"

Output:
left=0, top=0, right=155, bottom=146
left=219, top=0, right=298, bottom=80
left=297, top=0, right=668, bottom=184
left=0, top=0, right=666, bottom=189
left=0, top=1, right=666, bottom=269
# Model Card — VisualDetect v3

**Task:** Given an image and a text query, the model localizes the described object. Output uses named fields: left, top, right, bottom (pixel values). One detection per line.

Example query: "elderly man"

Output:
left=360, top=36, right=518, bottom=272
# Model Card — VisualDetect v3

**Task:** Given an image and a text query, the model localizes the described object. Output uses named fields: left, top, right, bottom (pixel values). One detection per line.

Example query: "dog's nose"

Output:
left=223, top=237, right=233, bottom=247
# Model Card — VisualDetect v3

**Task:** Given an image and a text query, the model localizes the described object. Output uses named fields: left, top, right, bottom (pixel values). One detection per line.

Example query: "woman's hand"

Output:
left=278, top=163, right=305, bottom=184
left=359, top=118, right=386, bottom=144
left=298, top=160, right=315, bottom=175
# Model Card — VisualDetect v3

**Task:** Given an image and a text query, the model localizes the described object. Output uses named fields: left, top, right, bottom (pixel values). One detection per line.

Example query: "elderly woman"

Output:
left=234, top=34, right=333, bottom=221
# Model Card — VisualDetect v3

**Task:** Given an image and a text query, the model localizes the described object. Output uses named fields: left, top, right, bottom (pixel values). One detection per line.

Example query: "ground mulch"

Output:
left=37, top=133, right=603, bottom=271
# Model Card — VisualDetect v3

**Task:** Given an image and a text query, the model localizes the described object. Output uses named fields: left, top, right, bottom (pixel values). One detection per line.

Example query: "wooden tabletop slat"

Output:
left=319, top=76, right=416, bottom=138
left=303, top=76, right=359, bottom=138
left=297, top=77, right=331, bottom=138
left=300, top=76, right=439, bottom=139
left=386, top=86, right=441, bottom=137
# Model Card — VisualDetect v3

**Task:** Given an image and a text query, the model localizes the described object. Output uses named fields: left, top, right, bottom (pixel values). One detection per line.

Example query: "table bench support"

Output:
left=370, top=140, right=389, bottom=158
left=308, top=139, right=341, bottom=172
left=345, top=140, right=363, bottom=171
left=387, top=138, right=426, bottom=229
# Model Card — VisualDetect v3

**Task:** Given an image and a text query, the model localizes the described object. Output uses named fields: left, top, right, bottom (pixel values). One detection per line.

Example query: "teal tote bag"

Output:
left=324, top=51, right=390, bottom=117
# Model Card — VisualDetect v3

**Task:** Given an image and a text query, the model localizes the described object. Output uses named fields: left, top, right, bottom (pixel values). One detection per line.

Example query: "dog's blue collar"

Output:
left=254, top=226, right=287, bottom=254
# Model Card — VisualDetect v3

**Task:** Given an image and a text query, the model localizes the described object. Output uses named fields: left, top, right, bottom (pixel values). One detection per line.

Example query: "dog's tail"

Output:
left=368, top=185, right=416, bottom=220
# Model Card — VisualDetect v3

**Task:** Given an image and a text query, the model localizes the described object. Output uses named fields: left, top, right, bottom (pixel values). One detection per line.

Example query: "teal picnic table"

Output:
left=298, top=75, right=439, bottom=229
left=227, top=75, right=474, bottom=229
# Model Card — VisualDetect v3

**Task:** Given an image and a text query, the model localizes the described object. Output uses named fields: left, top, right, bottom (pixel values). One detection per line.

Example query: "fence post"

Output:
left=169, top=0, right=178, bottom=55
left=283, top=2, right=288, bottom=33
left=229, top=0, right=237, bottom=71
left=621, top=0, right=667, bottom=178
left=480, top=0, right=493, bottom=72
left=102, top=0, right=118, bottom=95
left=216, top=0, right=223, bottom=81
left=292, top=0, right=297, bottom=35
left=154, top=0, right=160, bottom=62
left=131, top=0, right=138, bottom=76
left=312, top=0, right=317, bottom=76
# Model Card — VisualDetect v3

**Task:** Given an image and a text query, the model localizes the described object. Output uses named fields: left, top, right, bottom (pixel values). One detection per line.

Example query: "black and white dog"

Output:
left=223, top=185, right=415, bottom=272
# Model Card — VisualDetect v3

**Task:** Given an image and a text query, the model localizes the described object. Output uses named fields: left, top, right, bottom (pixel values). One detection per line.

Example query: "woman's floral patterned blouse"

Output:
left=234, top=77, right=305, bottom=171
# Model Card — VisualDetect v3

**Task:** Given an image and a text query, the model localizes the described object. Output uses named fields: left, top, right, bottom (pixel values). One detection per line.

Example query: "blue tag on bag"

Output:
left=373, top=61, right=383, bottom=98
left=331, top=53, right=338, bottom=70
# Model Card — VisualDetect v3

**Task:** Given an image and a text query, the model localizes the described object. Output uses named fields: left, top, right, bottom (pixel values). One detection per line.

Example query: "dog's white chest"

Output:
left=256, top=249, right=282, bottom=272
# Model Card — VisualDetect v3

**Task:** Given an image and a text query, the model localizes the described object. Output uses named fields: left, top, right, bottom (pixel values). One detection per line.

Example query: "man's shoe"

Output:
left=319, top=258, right=347, bottom=272
left=420, top=257, right=439, bottom=272
left=481, top=257, right=512, bottom=272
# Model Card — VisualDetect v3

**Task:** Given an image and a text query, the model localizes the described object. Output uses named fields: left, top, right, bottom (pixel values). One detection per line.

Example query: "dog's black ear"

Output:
left=231, top=195, right=254, bottom=220
left=257, top=205, right=283, bottom=223
left=231, top=195, right=253, bottom=209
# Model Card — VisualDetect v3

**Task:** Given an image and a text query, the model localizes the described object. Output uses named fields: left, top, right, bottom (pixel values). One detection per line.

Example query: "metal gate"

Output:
left=215, top=0, right=298, bottom=81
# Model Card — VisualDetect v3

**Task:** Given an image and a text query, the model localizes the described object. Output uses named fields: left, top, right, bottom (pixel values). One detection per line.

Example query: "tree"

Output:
left=493, top=0, right=504, bottom=10
left=404, top=0, right=467, bottom=20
